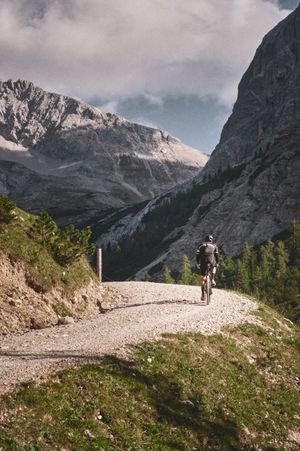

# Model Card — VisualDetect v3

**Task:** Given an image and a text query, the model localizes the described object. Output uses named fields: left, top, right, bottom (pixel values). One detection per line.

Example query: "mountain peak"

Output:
left=203, top=6, right=300, bottom=176
left=0, top=79, right=208, bottom=226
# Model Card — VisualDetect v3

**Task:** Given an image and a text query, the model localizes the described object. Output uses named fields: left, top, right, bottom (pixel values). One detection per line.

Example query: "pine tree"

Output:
left=190, top=272, right=200, bottom=286
left=259, top=239, right=275, bottom=282
left=218, top=252, right=235, bottom=289
left=143, top=272, right=151, bottom=282
left=30, top=211, right=58, bottom=248
left=53, top=225, right=95, bottom=266
left=274, top=241, right=288, bottom=279
left=0, top=195, right=16, bottom=226
left=178, top=255, right=193, bottom=285
left=288, top=220, right=300, bottom=267
left=240, top=243, right=253, bottom=292
left=234, top=260, right=244, bottom=291
left=163, top=266, right=175, bottom=284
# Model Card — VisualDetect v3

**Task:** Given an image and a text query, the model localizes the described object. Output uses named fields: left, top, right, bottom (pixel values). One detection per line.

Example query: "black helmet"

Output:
left=205, top=234, right=213, bottom=242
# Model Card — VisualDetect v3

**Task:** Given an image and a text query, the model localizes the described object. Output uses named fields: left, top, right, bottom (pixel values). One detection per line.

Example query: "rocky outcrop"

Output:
left=0, top=80, right=207, bottom=225
left=205, top=4, right=300, bottom=176
left=94, top=6, right=300, bottom=280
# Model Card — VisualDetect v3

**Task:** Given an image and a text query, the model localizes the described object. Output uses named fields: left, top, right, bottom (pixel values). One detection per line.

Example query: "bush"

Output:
left=30, top=211, right=95, bottom=266
left=0, top=194, right=16, bottom=225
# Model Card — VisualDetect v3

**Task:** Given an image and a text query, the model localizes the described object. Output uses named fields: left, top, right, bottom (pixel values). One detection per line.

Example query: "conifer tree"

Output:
left=274, top=241, right=288, bottom=279
left=163, top=266, right=175, bottom=284
left=259, top=239, right=275, bottom=283
left=0, top=195, right=16, bottom=225
left=30, top=211, right=58, bottom=248
left=234, top=260, right=244, bottom=291
left=218, top=252, right=235, bottom=288
left=240, top=243, right=253, bottom=292
left=143, top=272, right=151, bottom=282
left=178, top=255, right=193, bottom=285
left=53, top=224, right=95, bottom=266
left=288, top=220, right=300, bottom=267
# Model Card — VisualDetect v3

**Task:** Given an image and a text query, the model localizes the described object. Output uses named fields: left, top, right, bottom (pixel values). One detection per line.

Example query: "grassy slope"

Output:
left=0, top=207, right=96, bottom=294
left=0, top=304, right=299, bottom=450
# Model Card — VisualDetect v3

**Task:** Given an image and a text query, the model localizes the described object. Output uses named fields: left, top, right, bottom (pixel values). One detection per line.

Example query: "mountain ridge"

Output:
left=0, top=79, right=208, bottom=225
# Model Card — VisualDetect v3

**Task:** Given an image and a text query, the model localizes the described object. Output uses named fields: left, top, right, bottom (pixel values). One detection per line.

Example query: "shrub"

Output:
left=30, top=211, right=95, bottom=267
left=0, top=194, right=16, bottom=225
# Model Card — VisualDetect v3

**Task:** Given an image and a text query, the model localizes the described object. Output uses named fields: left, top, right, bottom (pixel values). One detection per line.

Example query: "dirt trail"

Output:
left=0, top=282, right=258, bottom=394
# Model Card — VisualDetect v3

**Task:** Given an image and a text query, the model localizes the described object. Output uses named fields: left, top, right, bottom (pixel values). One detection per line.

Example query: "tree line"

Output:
left=218, top=220, right=300, bottom=322
left=161, top=220, right=300, bottom=322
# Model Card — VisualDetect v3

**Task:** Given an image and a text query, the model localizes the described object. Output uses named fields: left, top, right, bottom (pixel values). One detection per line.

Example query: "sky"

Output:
left=0, top=0, right=299, bottom=153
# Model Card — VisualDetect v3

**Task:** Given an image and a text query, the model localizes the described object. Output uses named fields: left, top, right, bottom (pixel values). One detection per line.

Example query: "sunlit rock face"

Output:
left=0, top=79, right=208, bottom=225
left=93, top=6, right=300, bottom=280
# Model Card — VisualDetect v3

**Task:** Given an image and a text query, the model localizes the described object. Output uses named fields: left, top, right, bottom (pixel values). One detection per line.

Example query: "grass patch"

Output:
left=0, top=208, right=96, bottom=294
left=52, top=302, right=72, bottom=318
left=0, top=314, right=299, bottom=450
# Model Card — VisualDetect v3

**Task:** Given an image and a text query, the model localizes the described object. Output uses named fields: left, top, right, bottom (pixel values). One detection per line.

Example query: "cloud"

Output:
left=130, top=117, right=159, bottom=129
left=0, top=0, right=290, bottom=106
left=99, top=100, right=119, bottom=114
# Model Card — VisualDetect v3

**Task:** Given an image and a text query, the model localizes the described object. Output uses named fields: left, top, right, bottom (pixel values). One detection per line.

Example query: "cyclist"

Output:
left=196, top=235, right=219, bottom=301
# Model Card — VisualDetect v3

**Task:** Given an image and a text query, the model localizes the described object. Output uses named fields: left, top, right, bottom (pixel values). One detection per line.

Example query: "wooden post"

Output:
left=96, top=247, right=102, bottom=283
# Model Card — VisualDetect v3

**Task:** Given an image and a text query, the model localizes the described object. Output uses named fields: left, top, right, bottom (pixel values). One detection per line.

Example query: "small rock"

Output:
left=30, top=317, right=49, bottom=330
left=9, top=299, right=22, bottom=307
left=58, top=316, right=75, bottom=325
left=84, top=429, right=95, bottom=439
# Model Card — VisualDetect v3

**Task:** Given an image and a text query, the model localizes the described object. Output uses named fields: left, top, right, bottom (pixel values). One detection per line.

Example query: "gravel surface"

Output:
left=0, top=282, right=258, bottom=394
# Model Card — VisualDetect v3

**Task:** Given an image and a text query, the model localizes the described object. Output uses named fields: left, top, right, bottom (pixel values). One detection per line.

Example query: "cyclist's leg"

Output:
left=200, top=267, right=206, bottom=300
left=211, top=266, right=217, bottom=286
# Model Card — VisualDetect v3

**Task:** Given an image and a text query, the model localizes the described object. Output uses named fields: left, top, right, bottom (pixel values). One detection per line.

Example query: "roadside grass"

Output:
left=0, top=208, right=96, bottom=293
left=0, top=306, right=299, bottom=450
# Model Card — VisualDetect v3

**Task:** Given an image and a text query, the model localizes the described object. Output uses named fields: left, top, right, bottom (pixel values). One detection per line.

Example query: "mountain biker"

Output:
left=196, top=235, right=219, bottom=301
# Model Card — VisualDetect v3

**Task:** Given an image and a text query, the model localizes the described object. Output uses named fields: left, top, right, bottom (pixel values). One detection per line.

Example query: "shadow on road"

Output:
left=110, top=298, right=208, bottom=311
left=0, top=350, right=107, bottom=361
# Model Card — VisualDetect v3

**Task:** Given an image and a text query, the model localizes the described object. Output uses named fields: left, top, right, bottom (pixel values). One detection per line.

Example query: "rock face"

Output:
left=205, top=5, right=300, bottom=175
left=95, top=6, right=300, bottom=280
left=0, top=79, right=207, bottom=225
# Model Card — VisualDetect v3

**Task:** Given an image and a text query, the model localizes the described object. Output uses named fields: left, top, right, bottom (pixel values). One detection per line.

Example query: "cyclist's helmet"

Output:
left=205, top=234, right=213, bottom=242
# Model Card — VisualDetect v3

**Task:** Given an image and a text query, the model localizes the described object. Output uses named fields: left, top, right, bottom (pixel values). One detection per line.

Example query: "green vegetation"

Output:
left=30, top=211, right=95, bottom=266
left=161, top=222, right=300, bottom=323
left=163, top=265, right=176, bottom=284
left=0, top=305, right=299, bottom=450
left=0, top=194, right=96, bottom=293
left=163, top=255, right=199, bottom=286
left=0, top=195, right=16, bottom=225
left=218, top=220, right=300, bottom=322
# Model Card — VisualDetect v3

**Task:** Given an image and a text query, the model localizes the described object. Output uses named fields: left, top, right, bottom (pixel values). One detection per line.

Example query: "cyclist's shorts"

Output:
left=199, top=256, right=216, bottom=276
left=199, top=265, right=213, bottom=276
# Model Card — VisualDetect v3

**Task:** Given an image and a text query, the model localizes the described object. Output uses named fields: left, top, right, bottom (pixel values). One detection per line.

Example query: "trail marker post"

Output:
left=96, top=247, right=102, bottom=283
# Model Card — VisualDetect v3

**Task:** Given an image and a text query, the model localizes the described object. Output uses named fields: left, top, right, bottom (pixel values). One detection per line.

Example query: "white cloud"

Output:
left=131, top=117, right=159, bottom=129
left=143, top=94, right=164, bottom=107
left=99, top=100, right=119, bottom=114
left=0, top=0, right=290, bottom=106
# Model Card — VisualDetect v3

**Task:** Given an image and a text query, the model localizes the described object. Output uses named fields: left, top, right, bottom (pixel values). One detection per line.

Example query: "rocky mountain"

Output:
left=94, top=5, right=300, bottom=280
left=0, top=79, right=207, bottom=225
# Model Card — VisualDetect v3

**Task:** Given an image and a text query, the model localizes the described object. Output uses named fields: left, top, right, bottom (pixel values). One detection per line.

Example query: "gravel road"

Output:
left=0, top=282, right=258, bottom=394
